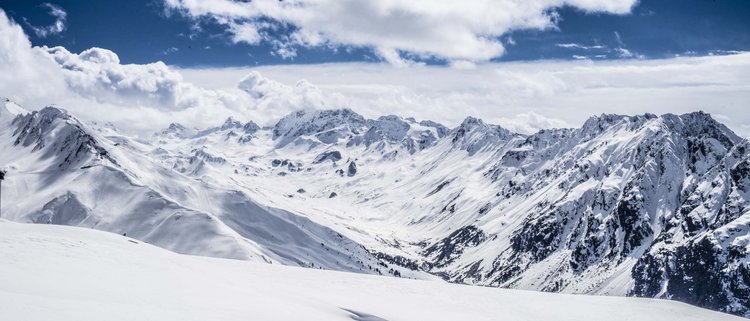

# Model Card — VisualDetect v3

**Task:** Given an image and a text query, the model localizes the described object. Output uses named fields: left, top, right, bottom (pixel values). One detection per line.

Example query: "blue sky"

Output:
left=1, top=0, right=748, bottom=66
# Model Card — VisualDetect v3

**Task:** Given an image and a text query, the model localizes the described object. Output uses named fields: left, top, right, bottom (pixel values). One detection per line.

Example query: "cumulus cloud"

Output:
left=43, top=46, right=224, bottom=111
left=236, top=71, right=341, bottom=120
left=0, top=10, right=68, bottom=104
left=163, top=0, right=638, bottom=64
left=0, top=9, right=339, bottom=133
left=25, top=2, right=67, bottom=38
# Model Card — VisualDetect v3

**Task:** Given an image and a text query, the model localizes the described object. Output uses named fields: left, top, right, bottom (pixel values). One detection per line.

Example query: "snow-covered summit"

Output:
left=450, top=116, right=517, bottom=154
left=661, top=111, right=742, bottom=146
left=11, top=106, right=115, bottom=169
left=157, top=122, right=195, bottom=138
left=272, top=108, right=367, bottom=145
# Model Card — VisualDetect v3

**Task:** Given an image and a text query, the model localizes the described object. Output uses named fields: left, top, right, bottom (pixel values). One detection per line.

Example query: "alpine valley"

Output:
left=2, top=97, right=749, bottom=317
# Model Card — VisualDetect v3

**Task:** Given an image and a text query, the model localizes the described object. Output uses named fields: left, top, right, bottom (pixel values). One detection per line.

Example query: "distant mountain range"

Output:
left=1, top=97, right=748, bottom=317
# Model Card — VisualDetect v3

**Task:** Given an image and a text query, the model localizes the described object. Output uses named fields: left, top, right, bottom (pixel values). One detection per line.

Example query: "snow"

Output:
left=0, top=97, right=28, bottom=118
left=3, top=100, right=750, bottom=315
left=0, top=221, right=742, bottom=321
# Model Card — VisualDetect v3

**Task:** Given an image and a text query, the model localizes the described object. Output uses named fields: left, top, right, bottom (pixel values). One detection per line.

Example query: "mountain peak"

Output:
left=675, top=110, right=725, bottom=128
left=454, top=116, right=513, bottom=139
left=272, top=108, right=367, bottom=141
left=11, top=106, right=115, bottom=169
left=363, top=115, right=411, bottom=144
left=459, top=116, right=485, bottom=128
left=450, top=116, right=515, bottom=154
left=243, top=120, right=260, bottom=134
left=661, top=111, right=743, bottom=147
left=220, top=117, right=243, bottom=130
left=35, top=106, right=72, bottom=121
left=158, top=122, right=195, bottom=138
left=579, top=113, right=658, bottom=136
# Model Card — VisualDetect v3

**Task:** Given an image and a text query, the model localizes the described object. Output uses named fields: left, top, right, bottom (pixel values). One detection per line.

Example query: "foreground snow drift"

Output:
left=0, top=222, right=740, bottom=321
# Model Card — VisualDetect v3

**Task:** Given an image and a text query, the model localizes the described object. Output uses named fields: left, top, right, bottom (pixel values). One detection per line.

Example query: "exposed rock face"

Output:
left=424, top=225, right=487, bottom=270
left=313, top=150, right=342, bottom=164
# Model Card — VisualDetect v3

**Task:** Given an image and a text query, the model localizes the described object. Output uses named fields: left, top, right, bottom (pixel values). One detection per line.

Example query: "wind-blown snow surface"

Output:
left=2, top=98, right=750, bottom=316
left=0, top=221, right=741, bottom=321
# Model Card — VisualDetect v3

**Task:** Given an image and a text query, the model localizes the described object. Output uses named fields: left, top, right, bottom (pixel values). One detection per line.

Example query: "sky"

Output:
left=0, top=0, right=748, bottom=136
left=2, top=0, right=749, bottom=66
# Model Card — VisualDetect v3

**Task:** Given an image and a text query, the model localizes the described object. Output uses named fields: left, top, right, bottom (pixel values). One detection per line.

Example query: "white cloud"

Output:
left=375, top=48, right=414, bottom=68
left=179, top=53, right=750, bottom=136
left=614, top=47, right=635, bottom=58
left=557, top=37, right=644, bottom=60
left=273, top=43, right=298, bottom=60
left=495, top=112, right=572, bottom=135
left=556, top=43, right=606, bottom=50
left=228, top=22, right=261, bottom=44
left=42, top=45, right=220, bottom=112
left=26, top=3, right=67, bottom=38
left=610, top=31, right=644, bottom=59
left=0, top=9, right=338, bottom=133
left=0, top=10, right=68, bottom=105
left=614, top=31, right=624, bottom=46
left=163, top=0, right=638, bottom=64
left=237, top=71, right=338, bottom=119
left=2, top=8, right=750, bottom=140
left=162, top=47, right=179, bottom=55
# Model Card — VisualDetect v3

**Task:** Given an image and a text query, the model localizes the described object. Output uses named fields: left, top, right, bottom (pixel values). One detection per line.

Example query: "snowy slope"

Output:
left=0, top=102, right=425, bottom=279
left=2, top=98, right=750, bottom=316
left=0, top=221, right=742, bottom=321
left=147, top=109, right=750, bottom=317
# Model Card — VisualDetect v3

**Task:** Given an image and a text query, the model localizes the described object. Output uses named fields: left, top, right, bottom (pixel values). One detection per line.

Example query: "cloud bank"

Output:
left=1, top=8, right=749, bottom=138
left=163, top=0, right=638, bottom=64
left=180, top=54, right=750, bottom=136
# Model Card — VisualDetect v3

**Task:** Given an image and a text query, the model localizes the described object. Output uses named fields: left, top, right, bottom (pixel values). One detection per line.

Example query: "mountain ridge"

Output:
left=2, top=101, right=749, bottom=317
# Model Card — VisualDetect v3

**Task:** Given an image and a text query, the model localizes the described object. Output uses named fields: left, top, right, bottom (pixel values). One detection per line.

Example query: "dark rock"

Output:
left=313, top=150, right=342, bottom=164
left=423, top=226, right=487, bottom=269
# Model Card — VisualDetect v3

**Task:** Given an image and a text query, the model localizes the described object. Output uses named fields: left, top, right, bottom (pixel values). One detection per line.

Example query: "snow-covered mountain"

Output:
left=2, top=99, right=749, bottom=317
left=2, top=221, right=742, bottom=321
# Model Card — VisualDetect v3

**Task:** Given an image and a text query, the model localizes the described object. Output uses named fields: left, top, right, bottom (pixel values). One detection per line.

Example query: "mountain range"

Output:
left=1, top=97, right=748, bottom=317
